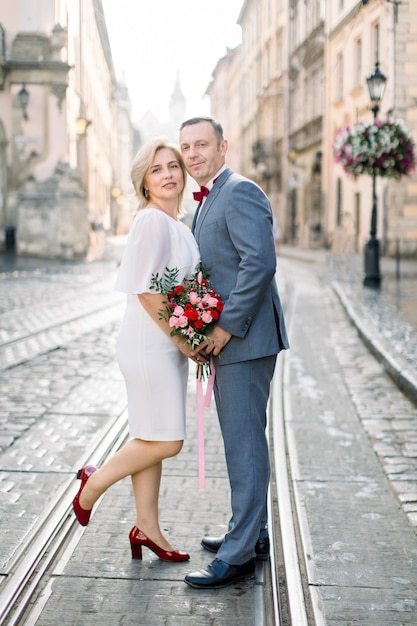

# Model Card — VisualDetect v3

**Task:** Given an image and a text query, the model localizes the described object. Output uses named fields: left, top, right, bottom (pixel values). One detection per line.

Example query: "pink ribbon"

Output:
left=196, top=359, right=215, bottom=490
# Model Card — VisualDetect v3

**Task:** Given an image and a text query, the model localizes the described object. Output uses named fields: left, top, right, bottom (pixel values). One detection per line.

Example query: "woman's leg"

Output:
left=130, top=463, right=175, bottom=550
left=78, top=438, right=183, bottom=511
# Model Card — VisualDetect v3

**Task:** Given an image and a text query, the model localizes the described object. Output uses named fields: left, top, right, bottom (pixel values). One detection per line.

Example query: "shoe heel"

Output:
left=130, top=542, right=143, bottom=560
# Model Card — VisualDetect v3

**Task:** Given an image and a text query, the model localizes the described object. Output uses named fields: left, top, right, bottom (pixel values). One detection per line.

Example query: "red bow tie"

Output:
left=193, top=186, right=209, bottom=202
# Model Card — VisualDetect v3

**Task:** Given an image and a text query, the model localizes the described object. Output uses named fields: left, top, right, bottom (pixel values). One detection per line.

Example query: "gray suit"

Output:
left=193, top=167, right=289, bottom=565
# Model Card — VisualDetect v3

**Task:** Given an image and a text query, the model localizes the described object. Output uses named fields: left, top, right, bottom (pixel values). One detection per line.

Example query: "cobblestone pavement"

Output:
left=281, top=247, right=417, bottom=624
left=0, top=256, right=129, bottom=575
left=0, top=252, right=261, bottom=625
left=0, top=247, right=416, bottom=624
left=281, top=246, right=417, bottom=531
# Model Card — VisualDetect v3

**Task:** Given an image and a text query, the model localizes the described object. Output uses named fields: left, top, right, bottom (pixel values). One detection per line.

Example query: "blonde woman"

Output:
left=73, top=138, right=200, bottom=562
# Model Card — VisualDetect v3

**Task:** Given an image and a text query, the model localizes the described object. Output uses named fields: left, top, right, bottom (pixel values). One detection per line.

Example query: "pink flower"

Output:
left=173, top=305, right=184, bottom=316
left=169, top=314, right=188, bottom=328
left=149, top=265, right=224, bottom=353
left=169, top=316, right=181, bottom=328
left=202, top=311, right=213, bottom=324
left=189, top=291, right=199, bottom=305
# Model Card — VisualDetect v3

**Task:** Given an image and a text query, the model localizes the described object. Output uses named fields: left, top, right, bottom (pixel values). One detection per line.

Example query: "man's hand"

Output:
left=191, top=325, right=232, bottom=359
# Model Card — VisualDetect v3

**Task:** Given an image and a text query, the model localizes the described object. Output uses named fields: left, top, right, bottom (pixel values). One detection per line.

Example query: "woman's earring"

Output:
left=144, top=188, right=149, bottom=199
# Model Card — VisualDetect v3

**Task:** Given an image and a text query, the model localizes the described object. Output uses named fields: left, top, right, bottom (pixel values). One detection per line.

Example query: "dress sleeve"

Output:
left=115, top=210, right=173, bottom=294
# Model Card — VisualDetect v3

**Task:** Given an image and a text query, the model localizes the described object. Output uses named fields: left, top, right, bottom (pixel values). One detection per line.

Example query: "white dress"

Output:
left=115, top=208, right=200, bottom=440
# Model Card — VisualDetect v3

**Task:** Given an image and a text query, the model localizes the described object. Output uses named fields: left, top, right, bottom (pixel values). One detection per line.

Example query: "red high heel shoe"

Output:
left=129, top=526, right=190, bottom=562
left=72, top=465, right=97, bottom=526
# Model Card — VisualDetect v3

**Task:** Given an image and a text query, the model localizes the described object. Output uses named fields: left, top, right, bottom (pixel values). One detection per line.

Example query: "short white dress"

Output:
left=115, top=208, right=200, bottom=441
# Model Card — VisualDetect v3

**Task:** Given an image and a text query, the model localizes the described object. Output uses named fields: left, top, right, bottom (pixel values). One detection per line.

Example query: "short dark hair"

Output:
left=180, top=117, right=224, bottom=143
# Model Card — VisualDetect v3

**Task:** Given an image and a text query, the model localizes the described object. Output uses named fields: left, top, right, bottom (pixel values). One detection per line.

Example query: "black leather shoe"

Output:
left=201, top=534, right=270, bottom=560
left=184, top=558, right=256, bottom=589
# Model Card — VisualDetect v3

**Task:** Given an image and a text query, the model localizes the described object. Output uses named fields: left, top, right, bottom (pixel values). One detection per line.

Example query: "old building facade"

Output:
left=324, top=0, right=417, bottom=256
left=0, top=0, right=134, bottom=259
left=208, top=0, right=417, bottom=257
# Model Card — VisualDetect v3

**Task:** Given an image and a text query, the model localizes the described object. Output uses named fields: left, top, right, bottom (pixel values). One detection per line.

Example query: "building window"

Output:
left=317, top=70, right=324, bottom=114
left=306, top=0, right=313, bottom=34
left=354, top=38, right=362, bottom=88
left=354, top=192, right=361, bottom=251
left=308, top=70, right=319, bottom=119
left=336, top=178, right=343, bottom=226
left=291, top=4, right=299, bottom=50
left=264, top=41, right=271, bottom=86
left=372, top=22, right=380, bottom=63
left=336, top=53, right=344, bottom=101
left=277, top=38, right=283, bottom=76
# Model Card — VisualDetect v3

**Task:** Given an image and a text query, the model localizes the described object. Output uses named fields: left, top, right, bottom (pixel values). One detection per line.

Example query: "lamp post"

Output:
left=363, top=61, right=387, bottom=287
left=17, top=84, right=30, bottom=120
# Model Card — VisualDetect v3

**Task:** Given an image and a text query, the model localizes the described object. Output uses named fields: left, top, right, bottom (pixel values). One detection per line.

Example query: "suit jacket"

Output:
left=193, top=168, right=289, bottom=365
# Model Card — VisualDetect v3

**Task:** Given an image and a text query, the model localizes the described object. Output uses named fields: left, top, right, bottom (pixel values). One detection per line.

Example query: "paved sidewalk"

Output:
left=280, top=245, right=417, bottom=403
left=35, top=370, right=267, bottom=626
left=2, top=245, right=416, bottom=624
left=279, top=247, right=417, bottom=624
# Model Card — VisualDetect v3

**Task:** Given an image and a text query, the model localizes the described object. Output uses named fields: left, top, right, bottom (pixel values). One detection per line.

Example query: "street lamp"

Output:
left=363, top=61, right=387, bottom=288
left=17, top=84, right=30, bottom=120
left=75, top=117, right=92, bottom=137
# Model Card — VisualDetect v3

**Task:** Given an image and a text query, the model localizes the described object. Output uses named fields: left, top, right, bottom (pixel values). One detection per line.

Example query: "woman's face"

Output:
left=144, top=148, right=184, bottom=204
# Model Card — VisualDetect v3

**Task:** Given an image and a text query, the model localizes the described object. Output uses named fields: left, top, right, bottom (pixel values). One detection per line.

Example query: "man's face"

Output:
left=179, top=121, right=227, bottom=186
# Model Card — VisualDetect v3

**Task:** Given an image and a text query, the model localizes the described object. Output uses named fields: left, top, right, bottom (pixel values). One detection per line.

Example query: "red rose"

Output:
left=175, top=285, right=185, bottom=295
left=194, top=320, right=204, bottom=329
left=216, top=301, right=224, bottom=311
left=211, top=310, right=219, bottom=321
left=184, top=309, right=199, bottom=321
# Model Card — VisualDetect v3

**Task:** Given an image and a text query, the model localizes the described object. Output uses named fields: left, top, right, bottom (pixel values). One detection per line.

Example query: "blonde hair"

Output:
left=130, top=137, right=187, bottom=212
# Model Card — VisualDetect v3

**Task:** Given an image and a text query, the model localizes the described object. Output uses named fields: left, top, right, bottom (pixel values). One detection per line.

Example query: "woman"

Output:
left=73, top=138, right=200, bottom=562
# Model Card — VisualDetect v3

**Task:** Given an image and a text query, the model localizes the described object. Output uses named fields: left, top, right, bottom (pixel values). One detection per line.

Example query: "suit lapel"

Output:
left=193, top=169, right=233, bottom=240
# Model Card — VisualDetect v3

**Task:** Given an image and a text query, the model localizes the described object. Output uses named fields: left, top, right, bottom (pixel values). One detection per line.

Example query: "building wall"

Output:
left=207, top=46, right=242, bottom=174
left=207, top=0, right=417, bottom=257
left=237, top=0, right=290, bottom=241
left=324, top=0, right=417, bottom=256
left=0, top=0, right=134, bottom=258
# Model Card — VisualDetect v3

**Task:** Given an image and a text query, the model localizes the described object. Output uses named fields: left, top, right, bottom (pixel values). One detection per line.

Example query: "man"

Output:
left=179, top=117, right=289, bottom=589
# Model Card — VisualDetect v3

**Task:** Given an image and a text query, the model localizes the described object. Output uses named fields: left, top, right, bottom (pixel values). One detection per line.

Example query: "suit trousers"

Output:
left=213, top=354, right=277, bottom=565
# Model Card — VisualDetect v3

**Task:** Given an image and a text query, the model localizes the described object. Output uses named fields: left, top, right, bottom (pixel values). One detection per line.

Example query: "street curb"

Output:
left=333, top=281, right=417, bottom=407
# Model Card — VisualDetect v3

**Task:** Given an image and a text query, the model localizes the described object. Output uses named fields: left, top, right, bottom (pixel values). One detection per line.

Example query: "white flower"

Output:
left=333, top=119, right=417, bottom=179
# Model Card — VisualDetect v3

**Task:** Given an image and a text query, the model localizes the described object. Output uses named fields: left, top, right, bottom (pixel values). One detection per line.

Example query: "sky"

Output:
left=101, top=0, right=244, bottom=124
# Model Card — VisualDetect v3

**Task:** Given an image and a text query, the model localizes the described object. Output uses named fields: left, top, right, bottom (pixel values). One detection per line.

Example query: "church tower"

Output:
left=169, top=72, right=186, bottom=133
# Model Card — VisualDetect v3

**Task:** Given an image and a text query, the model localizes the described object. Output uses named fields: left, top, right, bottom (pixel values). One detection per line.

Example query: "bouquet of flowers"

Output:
left=150, top=264, right=224, bottom=379
left=333, top=119, right=417, bottom=179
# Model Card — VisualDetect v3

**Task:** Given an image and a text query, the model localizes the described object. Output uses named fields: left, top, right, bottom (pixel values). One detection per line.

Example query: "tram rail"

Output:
left=0, top=295, right=124, bottom=371
left=267, top=279, right=312, bottom=626
left=0, top=409, right=129, bottom=625
left=0, top=268, right=313, bottom=625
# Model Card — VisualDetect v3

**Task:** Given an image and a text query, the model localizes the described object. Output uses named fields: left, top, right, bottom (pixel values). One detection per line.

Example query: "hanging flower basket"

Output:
left=333, top=119, right=417, bottom=179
